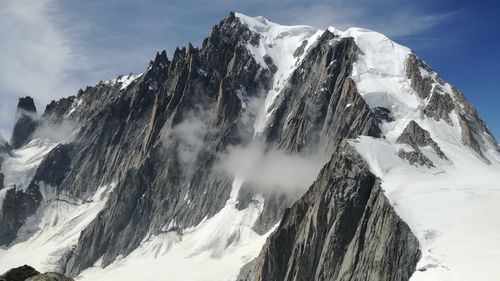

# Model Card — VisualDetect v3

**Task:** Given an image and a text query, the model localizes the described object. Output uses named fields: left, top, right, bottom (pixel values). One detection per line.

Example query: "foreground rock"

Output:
left=0, top=265, right=72, bottom=281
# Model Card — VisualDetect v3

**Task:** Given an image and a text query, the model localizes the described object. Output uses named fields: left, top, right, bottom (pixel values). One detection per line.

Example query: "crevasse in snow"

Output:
left=0, top=182, right=116, bottom=272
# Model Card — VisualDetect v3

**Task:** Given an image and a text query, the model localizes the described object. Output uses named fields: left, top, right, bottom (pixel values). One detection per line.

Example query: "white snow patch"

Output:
left=104, top=73, right=142, bottom=91
left=1, top=139, right=56, bottom=192
left=328, top=26, right=427, bottom=139
left=118, top=73, right=142, bottom=90
left=235, top=13, right=323, bottom=135
left=0, top=182, right=116, bottom=273
left=65, top=98, right=83, bottom=117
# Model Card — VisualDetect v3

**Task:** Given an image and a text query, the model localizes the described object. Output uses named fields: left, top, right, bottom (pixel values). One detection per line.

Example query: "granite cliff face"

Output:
left=0, top=12, right=498, bottom=281
left=239, top=141, right=420, bottom=281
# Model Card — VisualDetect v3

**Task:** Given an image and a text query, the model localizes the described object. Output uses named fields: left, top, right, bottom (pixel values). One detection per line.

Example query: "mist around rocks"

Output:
left=215, top=141, right=328, bottom=193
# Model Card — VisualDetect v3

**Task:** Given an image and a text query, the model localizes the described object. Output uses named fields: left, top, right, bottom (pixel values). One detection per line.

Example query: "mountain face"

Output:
left=1, top=12, right=499, bottom=281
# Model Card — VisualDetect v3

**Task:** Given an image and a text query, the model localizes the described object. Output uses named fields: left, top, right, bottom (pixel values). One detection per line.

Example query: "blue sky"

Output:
left=0, top=0, right=498, bottom=140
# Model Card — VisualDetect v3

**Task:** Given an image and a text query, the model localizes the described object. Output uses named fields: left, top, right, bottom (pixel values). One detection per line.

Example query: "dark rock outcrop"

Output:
left=405, top=53, right=433, bottom=99
left=0, top=265, right=39, bottom=281
left=243, top=141, right=421, bottom=281
left=455, top=95, right=498, bottom=160
left=43, top=96, right=76, bottom=121
left=0, top=172, right=4, bottom=190
left=424, top=88, right=454, bottom=124
left=264, top=31, right=381, bottom=154
left=396, top=120, right=447, bottom=165
left=0, top=138, right=10, bottom=190
left=0, top=185, right=42, bottom=246
left=373, top=107, right=395, bottom=122
left=0, top=265, right=73, bottom=281
left=397, top=149, right=435, bottom=168
left=10, top=97, right=39, bottom=149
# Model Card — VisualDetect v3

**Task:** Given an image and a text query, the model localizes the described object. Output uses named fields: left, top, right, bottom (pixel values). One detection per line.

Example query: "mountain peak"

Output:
left=16, top=96, right=37, bottom=113
left=10, top=96, right=39, bottom=148
left=234, top=12, right=317, bottom=34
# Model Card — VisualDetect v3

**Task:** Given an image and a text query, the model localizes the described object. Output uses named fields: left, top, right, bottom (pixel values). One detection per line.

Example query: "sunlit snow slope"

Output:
left=332, top=26, right=500, bottom=281
left=230, top=14, right=500, bottom=281
left=0, top=131, right=117, bottom=272
left=234, top=13, right=323, bottom=134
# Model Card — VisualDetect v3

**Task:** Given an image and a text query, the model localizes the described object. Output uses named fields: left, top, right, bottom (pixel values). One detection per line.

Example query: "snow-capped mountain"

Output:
left=0, top=12, right=499, bottom=281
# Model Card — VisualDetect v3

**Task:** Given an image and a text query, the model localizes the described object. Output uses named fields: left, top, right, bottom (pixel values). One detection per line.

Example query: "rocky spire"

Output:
left=10, top=96, right=39, bottom=149
left=16, top=96, right=37, bottom=113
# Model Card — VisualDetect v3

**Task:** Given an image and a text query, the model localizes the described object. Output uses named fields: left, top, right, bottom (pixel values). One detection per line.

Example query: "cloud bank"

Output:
left=216, top=142, right=328, bottom=193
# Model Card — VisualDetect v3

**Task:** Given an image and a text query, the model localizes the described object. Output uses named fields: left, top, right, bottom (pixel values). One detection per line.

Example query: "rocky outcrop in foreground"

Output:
left=0, top=265, right=72, bottom=281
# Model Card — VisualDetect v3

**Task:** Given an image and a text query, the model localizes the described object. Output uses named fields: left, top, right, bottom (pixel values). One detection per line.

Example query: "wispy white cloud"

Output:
left=0, top=0, right=82, bottom=102
left=0, top=0, right=158, bottom=136
left=0, top=0, right=87, bottom=137
left=216, top=142, right=328, bottom=193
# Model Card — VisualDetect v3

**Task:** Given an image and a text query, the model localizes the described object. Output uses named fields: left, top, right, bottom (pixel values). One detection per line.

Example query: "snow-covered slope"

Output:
left=331, top=25, right=500, bottom=281
left=234, top=13, right=323, bottom=134
left=1, top=140, right=56, bottom=192
left=231, top=14, right=500, bottom=281
left=0, top=182, right=115, bottom=272
left=79, top=178, right=271, bottom=281
left=0, top=139, right=56, bottom=215
left=352, top=135, right=500, bottom=281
